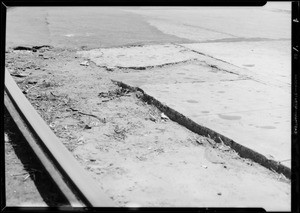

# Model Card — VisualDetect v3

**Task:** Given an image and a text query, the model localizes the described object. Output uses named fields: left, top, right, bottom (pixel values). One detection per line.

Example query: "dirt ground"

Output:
left=4, top=46, right=291, bottom=210
left=4, top=108, right=70, bottom=207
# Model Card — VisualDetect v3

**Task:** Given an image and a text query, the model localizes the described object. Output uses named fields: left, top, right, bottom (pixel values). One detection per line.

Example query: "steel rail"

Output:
left=4, top=69, right=114, bottom=207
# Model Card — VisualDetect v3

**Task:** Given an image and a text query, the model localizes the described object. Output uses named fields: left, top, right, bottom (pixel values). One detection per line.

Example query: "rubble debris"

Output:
left=49, top=122, right=56, bottom=128
left=13, top=45, right=52, bottom=52
left=161, top=113, right=169, bottom=121
left=80, top=61, right=89, bottom=66
left=194, top=136, right=204, bottom=145
left=22, top=84, right=38, bottom=94
left=84, top=124, right=92, bottom=129
left=28, top=80, right=37, bottom=84
left=78, top=111, right=106, bottom=123
left=136, top=156, right=147, bottom=161
left=98, top=88, right=131, bottom=100
left=23, top=174, right=30, bottom=181
left=106, top=66, right=114, bottom=71
left=113, top=125, right=127, bottom=140
left=149, top=114, right=156, bottom=122
left=11, top=72, right=29, bottom=78
left=42, top=55, right=50, bottom=59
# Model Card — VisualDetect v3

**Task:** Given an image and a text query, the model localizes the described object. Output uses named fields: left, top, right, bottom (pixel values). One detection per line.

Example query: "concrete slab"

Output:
left=80, top=43, right=291, bottom=168
left=108, top=59, right=291, bottom=168
left=181, top=41, right=291, bottom=90
left=138, top=81, right=291, bottom=166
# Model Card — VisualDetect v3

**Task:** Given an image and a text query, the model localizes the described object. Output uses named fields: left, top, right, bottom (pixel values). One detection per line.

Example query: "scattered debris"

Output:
left=49, top=122, right=56, bottom=128
left=77, top=111, right=106, bottom=123
left=136, top=156, right=147, bottom=161
left=84, top=124, right=92, bottom=129
left=161, top=113, right=169, bottom=121
left=22, top=84, right=38, bottom=94
left=27, top=80, right=37, bottom=84
left=11, top=72, right=29, bottom=78
left=98, top=88, right=131, bottom=100
left=12, top=172, right=28, bottom=176
left=42, top=55, right=50, bottom=60
left=205, top=147, right=225, bottom=164
left=113, top=125, right=127, bottom=140
left=149, top=114, right=156, bottom=122
left=106, top=66, right=114, bottom=71
left=135, top=91, right=143, bottom=99
left=80, top=61, right=89, bottom=66
left=23, top=174, right=30, bottom=181
left=194, top=136, right=204, bottom=145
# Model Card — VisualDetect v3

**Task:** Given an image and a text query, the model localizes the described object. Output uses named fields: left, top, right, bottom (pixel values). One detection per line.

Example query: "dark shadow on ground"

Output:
left=4, top=108, right=71, bottom=207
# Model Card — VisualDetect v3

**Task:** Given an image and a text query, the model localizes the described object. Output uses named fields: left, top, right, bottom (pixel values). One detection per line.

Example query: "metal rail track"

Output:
left=4, top=69, right=114, bottom=207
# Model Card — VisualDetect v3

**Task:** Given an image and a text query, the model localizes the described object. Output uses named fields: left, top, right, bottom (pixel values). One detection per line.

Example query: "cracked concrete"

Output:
left=79, top=42, right=291, bottom=169
left=78, top=44, right=201, bottom=70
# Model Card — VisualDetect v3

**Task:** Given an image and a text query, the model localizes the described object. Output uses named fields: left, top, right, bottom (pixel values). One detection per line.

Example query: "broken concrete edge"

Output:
left=112, top=79, right=291, bottom=180
left=100, top=58, right=199, bottom=71
left=12, top=45, right=53, bottom=51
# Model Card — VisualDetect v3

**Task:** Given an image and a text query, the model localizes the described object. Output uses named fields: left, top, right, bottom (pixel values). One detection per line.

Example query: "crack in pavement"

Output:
left=102, top=58, right=199, bottom=71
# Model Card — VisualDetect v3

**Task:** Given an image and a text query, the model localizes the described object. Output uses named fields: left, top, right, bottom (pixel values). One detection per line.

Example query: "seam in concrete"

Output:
left=112, top=79, right=291, bottom=179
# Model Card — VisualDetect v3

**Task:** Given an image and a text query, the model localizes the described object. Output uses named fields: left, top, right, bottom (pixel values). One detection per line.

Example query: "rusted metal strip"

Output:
left=4, top=69, right=114, bottom=207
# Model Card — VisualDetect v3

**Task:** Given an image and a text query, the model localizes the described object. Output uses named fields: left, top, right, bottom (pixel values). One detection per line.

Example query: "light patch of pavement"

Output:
left=109, top=61, right=247, bottom=86
left=79, top=43, right=291, bottom=168
left=146, top=19, right=238, bottom=42
left=181, top=40, right=291, bottom=91
left=77, top=44, right=201, bottom=69
left=138, top=81, right=291, bottom=168
left=125, top=3, right=290, bottom=41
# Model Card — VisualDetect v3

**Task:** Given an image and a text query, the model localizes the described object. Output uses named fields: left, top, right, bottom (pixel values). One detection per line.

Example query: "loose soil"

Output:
left=4, top=109, right=70, bottom=207
left=4, top=46, right=291, bottom=210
